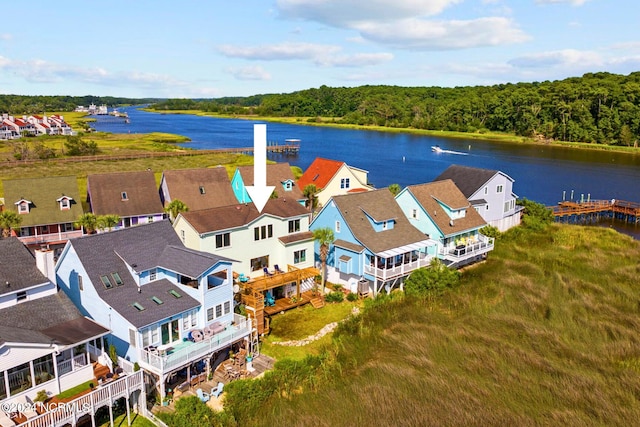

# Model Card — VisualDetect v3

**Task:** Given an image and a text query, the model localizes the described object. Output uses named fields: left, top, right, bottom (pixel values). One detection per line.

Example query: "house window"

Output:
left=111, top=272, right=124, bottom=286
left=224, top=301, right=231, bottom=315
left=121, top=192, right=128, bottom=201
left=294, top=249, right=306, bottom=264
left=207, top=307, right=214, bottom=321
left=496, top=185, right=503, bottom=193
left=33, top=354, right=54, bottom=385
left=253, top=224, right=273, bottom=241
left=284, top=181, right=292, bottom=190
left=484, top=187, right=488, bottom=195
left=100, top=275, right=113, bottom=289
left=250, top=255, right=269, bottom=272
left=180, top=230, right=185, bottom=243
left=504, top=201, right=510, bottom=213
left=411, top=209, right=418, bottom=219
left=382, top=221, right=388, bottom=230
left=16, top=291, right=27, bottom=302
left=78, top=275, right=83, bottom=291
left=129, top=329, right=137, bottom=348
left=149, top=269, right=157, bottom=281
left=18, top=202, right=29, bottom=214
left=199, top=186, right=206, bottom=195
left=216, top=304, right=222, bottom=318
left=340, top=178, right=350, bottom=189
left=486, top=205, right=490, bottom=210
left=215, top=232, right=231, bottom=248
left=288, top=219, right=300, bottom=233
left=335, top=221, right=341, bottom=233
left=60, top=198, right=70, bottom=210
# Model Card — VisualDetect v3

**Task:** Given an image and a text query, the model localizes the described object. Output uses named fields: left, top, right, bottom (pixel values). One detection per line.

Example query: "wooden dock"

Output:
left=549, top=199, right=640, bottom=224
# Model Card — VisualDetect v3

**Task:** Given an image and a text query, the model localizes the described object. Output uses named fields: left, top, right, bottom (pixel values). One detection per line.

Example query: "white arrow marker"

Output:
left=246, top=124, right=275, bottom=213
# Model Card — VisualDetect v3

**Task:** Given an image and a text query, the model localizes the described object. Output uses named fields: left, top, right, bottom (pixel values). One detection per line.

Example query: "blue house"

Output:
left=395, top=179, right=494, bottom=268
left=310, top=189, right=436, bottom=296
left=231, top=163, right=306, bottom=206
left=55, top=220, right=254, bottom=398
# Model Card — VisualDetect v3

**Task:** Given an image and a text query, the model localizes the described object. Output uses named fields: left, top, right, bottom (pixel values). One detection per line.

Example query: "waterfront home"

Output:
left=159, top=167, right=238, bottom=211
left=231, top=162, right=306, bottom=206
left=297, top=158, right=374, bottom=208
left=310, top=189, right=435, bottom=297
left=55, top=220, right=253, bottom=399
left=87, top=170, right=165, bottom=230
left=434, top=164, right=523, bottom=231
left=396, top=179, right=494, bottom=268
left=26, top=114, right=73, bottom=136
left=0, top=238, right=110, bottom=413
left=2, top=176, right=84, bottom=252
left=173, top=198, right=317, bottom=335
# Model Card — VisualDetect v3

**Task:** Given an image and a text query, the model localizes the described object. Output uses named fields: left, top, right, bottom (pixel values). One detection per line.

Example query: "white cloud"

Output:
left=276, top=0, right=462, bottom=26
left=0, top=34, right=11, bottom=41
left=317, top=52, right=394, bottom=67
left=535, top=0, right=590, bottom=5
left=508, top=49, right=603, bottom=69
left=356, top=17, right=529, bottom=50
left=225, top=66, right=272, bottom=81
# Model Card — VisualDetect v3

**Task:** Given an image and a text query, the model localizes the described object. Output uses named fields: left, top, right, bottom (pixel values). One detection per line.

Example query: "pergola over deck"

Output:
left=240, top=265, right=319, bottom=335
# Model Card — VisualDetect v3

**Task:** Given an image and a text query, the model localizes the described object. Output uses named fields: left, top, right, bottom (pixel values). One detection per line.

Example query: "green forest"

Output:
left=3, top=72, right=640, bottom=146
left=149, top=72, right=640, bottom=146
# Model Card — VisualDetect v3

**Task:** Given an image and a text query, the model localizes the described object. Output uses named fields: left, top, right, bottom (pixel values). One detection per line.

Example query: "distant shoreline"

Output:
left=139, top=108, right=640, bottom=156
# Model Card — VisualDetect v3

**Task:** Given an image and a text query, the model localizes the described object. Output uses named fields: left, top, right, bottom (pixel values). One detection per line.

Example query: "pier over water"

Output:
left=549, top=199, right=640, bottom=224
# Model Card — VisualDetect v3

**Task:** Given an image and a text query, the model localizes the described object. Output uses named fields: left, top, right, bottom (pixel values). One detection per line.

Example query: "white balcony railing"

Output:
left=439, top=234, right=495, bottom=262
left=56, top=353, right=87, bottom=376
left=138, top=314, right=252, bottom=374
left=18, top=229, right=83, bottom=245
left=364, top=252, right=432, bottom=282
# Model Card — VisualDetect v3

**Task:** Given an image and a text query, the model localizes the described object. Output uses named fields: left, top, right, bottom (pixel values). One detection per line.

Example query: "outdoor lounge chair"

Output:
left=16, top=396, right=38, bottom=419
left=263, top=267, right=274, bottom=277
left=265, top=294, right=275, bottom=306
left=211, top=382, right=224, bottom=398
left=274, top=264, right=284, bottom=274
left=196, top=388, right=210, bottom=403
left=0, top=410, right=16, bottom=427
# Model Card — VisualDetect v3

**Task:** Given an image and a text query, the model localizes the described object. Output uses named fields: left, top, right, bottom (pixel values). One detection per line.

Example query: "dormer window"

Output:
left=57, top=195, right=73, bottom=211
left=121, top=192, right=128, bottom=201
left=15, top=199, right=31, bottom=214
left=199, top=186, right=206, bottom=195
left=282, top=180, right=294, bottom=191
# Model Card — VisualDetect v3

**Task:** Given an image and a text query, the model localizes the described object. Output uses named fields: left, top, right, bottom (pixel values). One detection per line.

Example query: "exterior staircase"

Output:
left=310, top=296, right=325, bottom=309
left=93, top=362, right=110, bottom=382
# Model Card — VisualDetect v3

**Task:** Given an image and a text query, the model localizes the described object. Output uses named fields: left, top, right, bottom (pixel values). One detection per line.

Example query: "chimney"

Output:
left=35, top=247, right=56, bottom=283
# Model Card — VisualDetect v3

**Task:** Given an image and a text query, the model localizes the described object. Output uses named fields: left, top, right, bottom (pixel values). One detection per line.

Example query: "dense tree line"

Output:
left=0, top=95, right=159, bottom=115
left=152, top=72, right=640, bottom=146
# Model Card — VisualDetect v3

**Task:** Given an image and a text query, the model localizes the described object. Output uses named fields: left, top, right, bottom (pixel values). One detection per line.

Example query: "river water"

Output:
left=92, top=106, right=640, bottom=238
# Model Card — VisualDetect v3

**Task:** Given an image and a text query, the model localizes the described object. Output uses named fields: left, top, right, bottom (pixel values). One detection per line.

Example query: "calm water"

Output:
left=93, top=106, right=640, bottom=238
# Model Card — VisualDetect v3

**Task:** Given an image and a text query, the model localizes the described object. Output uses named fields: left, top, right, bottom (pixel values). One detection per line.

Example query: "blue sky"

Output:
left=0, top=0, right=638, bottom=99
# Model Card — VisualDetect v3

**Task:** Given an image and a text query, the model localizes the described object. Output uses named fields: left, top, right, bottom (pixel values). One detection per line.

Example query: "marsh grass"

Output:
left=226, top=224, right=640, bottom=426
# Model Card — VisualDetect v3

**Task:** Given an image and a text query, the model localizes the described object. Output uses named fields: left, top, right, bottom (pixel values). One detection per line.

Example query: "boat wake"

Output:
left=431, top=145, right=469, bottom=155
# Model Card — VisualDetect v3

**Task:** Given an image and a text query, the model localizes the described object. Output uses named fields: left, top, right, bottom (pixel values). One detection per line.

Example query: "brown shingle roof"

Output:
left=87, top=170, right=163, bottom=217
left=406, top=180, right=487, bottom=236
left=162, top=167, right=238, bottom=211
left=180, top=198, right=310, bottom=234
left=331, top=189, right=428, bottom=254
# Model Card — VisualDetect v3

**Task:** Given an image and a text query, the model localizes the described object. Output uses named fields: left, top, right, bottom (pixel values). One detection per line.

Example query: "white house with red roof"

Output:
left=297, top=157, right=374, bottom=208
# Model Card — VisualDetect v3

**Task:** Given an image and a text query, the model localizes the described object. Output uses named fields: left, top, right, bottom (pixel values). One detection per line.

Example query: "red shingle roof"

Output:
left=297, top=158, right=344, bottom=190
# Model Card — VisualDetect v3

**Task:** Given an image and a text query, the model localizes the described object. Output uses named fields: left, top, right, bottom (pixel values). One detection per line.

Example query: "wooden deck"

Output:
left=264, top=290, right=316, bottom=316
left=549, top=199, right=640, bottom=223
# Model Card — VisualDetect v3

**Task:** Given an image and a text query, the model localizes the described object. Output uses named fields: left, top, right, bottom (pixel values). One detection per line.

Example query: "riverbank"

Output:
left=140, top=108, right=640, bottom=155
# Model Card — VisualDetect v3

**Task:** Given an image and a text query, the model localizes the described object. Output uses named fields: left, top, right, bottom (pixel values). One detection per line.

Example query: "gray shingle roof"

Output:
left=0, top=237, right=48, bottom=294
left=87, top=170, right=164, bottom=217
left=434, top=165, right=499, bottom=198
left=68, top=220, right=226, bottom=328
left=331, top=189, right=428, bottom=254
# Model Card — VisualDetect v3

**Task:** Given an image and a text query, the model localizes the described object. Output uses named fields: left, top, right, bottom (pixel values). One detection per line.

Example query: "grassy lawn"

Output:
left=99, top=412, right=156, bottom=427
left=260, top=300, right=361, bottom=361
left=231, top=224, right=640, bottom=426
left=55, top=380, right=94, bottom=400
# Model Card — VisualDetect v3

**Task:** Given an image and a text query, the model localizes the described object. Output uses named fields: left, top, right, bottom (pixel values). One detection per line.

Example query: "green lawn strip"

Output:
left=55, top=380, right=94, bottom=400
left=99, top=412, right=156, bottom=427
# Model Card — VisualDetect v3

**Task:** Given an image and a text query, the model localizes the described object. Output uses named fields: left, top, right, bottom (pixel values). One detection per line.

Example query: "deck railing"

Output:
left=439, top=234, right=494, bottom=262
left=364, top=252, right=432, bottom=281
left=138, top=314, right=252, bottom=374
left=56, top=353, right=87, bottom=376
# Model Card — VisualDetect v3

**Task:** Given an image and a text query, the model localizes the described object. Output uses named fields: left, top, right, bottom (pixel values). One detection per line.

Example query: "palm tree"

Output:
left=164, top=199, right=189, bottom=222
left=0, top=211, right=22, bottom=238
left=74, top=213, right=99, bottom=234
left=303, top=184, right=319, bottom=213
left=97, top=214, right=121, bottom=232
left=312, top=227, right=335, bottom=294
left=388, top=183, right=401, bottom=196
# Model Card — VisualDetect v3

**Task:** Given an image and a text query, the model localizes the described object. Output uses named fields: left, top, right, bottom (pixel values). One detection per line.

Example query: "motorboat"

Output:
left=431, top=145, right=443, bottom=153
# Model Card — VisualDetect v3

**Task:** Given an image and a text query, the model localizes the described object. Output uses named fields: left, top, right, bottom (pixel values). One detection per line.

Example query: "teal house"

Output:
left=231, top=163, right=306, bottom=206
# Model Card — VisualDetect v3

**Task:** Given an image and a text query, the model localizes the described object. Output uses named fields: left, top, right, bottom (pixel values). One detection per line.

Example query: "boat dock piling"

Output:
left=549, top=199, right=640, bottom=224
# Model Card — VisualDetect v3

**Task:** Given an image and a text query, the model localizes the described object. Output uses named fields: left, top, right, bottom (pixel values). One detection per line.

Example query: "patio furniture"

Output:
left=16, top=396, right=37, bottom=419
left=211, top=382, right=224, bottom=398
left=274, top=264, right=284, bottom=274
left=238, top=273, right=248, bottom=283
left=176, top=380, right=190, bottom=392
left=263, top=267, right=274, bottom=277
left=189, top=329, right=203, bottom=342
left=196, top=388, right=210, bottom=403
left=0, top=410, right=16, bottom=427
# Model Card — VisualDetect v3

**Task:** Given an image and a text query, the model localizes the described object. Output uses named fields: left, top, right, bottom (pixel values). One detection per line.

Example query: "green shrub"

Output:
left=346, top=292, right=358, bottom=302
left=325, top=291, right=344, bottom=303
left=404, top=259, right=460, bottom=298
